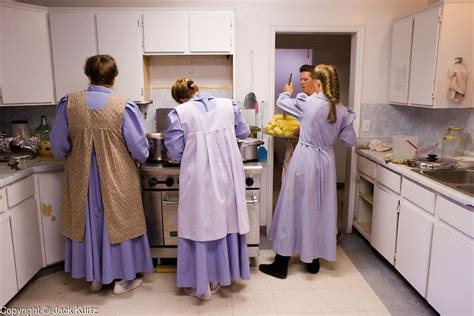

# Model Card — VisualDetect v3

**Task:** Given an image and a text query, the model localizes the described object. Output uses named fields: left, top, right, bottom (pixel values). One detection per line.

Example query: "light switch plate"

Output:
left=362, top=120, right=370, bottom=132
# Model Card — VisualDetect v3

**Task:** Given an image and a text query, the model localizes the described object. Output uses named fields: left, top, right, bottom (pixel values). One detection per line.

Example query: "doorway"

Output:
left=266, top=28, right=364, bottom=235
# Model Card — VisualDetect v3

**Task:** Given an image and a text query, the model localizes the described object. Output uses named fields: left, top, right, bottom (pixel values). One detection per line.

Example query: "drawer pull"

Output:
left=246, top=195, right=258, bottom=205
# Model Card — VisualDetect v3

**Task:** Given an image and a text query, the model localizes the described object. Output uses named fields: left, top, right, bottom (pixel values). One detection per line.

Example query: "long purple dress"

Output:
left=165, top=92, right=251, bottom=296
left=50, top=85, right=154, bottom=284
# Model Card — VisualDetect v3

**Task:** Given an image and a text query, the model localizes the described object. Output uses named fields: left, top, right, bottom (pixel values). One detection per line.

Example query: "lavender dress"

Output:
left=269, top=92, right=356, bottom=263
left=165, top=92, right=251, bottom=295
left=50, top=85, right=154, bottom=284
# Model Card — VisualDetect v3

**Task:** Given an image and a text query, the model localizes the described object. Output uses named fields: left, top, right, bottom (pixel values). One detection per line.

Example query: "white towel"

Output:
left=448, top=63, right=468, bottom=103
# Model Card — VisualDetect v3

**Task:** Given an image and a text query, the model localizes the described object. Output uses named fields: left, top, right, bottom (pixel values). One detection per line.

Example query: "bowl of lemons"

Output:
left=264, top=114, right=299, bottom=138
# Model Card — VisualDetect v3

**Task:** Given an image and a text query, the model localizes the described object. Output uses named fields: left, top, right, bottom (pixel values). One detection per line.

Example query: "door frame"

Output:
left=266, top=26, right=364, bottom=234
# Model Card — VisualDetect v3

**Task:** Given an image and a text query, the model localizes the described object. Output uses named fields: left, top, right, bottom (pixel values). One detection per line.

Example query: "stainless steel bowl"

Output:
left=237, top=138, right=264, bottom=161
left=146, top=132, right=168, bottom=162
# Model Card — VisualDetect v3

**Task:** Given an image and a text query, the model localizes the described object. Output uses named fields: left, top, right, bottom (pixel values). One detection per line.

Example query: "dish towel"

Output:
left=448, top=63, right=468, bottom=103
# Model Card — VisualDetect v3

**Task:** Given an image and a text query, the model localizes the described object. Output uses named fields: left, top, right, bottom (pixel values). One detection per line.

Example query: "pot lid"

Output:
left=409, top=155, right=456, bottom=170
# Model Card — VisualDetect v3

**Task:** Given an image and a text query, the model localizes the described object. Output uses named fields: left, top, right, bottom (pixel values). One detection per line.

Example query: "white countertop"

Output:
left=0, top=159, right=64, bottom=187
left=356, top=149, right=474, bottom=208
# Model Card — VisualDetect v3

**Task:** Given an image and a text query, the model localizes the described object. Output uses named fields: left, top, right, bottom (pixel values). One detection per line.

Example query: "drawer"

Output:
left=357, top=155, right=375, bottom=178
left=6, top=176, right=35, bottom=209
left=376, top=165, right=401, bottom=193
left=436, top=196, right=474, bottom=238
left=402, top=178, right=435, bottom=214
left=0, top=188, right=6, bottom=213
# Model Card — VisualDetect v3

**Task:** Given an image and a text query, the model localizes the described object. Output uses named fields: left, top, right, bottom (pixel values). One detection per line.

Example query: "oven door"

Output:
left=142, top=191, right=164, bottom=246
left=162, top=191, right=179, bottom=246
left=246, top=189, right=260, bottom=246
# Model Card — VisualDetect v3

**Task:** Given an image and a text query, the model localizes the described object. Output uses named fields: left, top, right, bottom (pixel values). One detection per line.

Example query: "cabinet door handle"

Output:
left=162, top=200, right=179, bottom=206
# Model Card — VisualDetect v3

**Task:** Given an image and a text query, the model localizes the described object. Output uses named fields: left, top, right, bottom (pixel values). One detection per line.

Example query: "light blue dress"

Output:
left=50, top=85, right=153, bottom=284
left=269, top=92, right=356, bottom=262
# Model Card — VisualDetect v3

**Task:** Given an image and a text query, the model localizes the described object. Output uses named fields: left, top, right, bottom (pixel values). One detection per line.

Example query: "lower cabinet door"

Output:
left=0, top=216, right=18, bottom=306
left=427, top=225, right=473, bottom=315
left=396, top=201, right=433, bottom=297
left=10, top=197, right=43, bottom=288
left=371, top=185, right=398, bottom=264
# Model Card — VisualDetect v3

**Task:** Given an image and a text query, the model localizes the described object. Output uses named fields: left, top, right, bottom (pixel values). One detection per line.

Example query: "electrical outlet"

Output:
left=362, top=120, right=370, bottom=132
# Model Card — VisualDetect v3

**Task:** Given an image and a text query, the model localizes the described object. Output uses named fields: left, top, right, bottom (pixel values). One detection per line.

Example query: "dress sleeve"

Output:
left=233, top=100, right=250, bottom=139
left=50, top=96, right=71, bottom=158
left=338, top=108, right=357, bottom=147
left=122, top=100, right=149, bottom=163
left=276, top=92, right=305, bottom=120
left=164, top=109, right=185, bottom=162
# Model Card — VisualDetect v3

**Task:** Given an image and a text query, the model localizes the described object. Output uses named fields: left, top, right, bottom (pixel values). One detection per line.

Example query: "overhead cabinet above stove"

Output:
left=142, top=11, right=234, bottom=55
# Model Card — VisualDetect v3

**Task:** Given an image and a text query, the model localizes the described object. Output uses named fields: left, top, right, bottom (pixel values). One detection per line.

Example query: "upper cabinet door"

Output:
left=49, top=12, right=97, bottom=101
left=388, top=16, right=413, bottom=104
left=97, top=13, right=145, bottom=102
left=143, top=11, right=188, bottom=53
left=189, top=11, right=233, bottom=53
left=409, top=6, right=441, bottom=107
left=0, top=5, right=54, bottom=104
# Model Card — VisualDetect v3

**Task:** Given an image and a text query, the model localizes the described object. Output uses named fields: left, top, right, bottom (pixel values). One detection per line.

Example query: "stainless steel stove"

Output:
left=141, top=161, right=263, bottom=259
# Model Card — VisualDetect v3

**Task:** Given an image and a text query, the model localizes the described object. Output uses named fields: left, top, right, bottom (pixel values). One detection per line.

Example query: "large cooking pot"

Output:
left=147, top=132, right=168, bottom=162
left=237, top=138, right=264, bottom=161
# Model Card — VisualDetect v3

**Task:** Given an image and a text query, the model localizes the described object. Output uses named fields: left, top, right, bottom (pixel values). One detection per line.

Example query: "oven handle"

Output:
left=162, top=199, right=179, bottom=206
left=246, top=195, right=258, bottom=205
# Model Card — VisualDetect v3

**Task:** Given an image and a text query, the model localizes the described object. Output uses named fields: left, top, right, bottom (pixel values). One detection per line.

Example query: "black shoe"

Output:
left=306, top=258, right=320, bottom=274
left=259, top=254, right=290, bottom=279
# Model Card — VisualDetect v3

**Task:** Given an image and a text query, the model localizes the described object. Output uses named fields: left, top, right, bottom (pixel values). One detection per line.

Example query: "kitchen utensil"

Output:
left=442, top=126, right=464, bottom=159
left=147, top=132, right=168, bottom=162
left=392, top=135, right=418, bottom=160
left=11, top=120, right=31, bottom=138
left=453, top=156, right=474, bottom=168
left=237, top=138, right=264, bottom=161
left=288, top=73, right=293, bottom=85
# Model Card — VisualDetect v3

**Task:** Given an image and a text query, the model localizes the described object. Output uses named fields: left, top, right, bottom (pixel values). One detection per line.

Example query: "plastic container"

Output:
left=442, top=126, right=464, bottom=159
left=392, top=135, right=418, bottom=160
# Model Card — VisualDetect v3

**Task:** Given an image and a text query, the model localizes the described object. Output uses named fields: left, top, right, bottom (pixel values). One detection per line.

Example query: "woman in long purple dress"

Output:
left=165, top=78, right=251, bottom=301
left=50, top=55, right=153, bottom=294
left=259, top=64, right=356, bottom=279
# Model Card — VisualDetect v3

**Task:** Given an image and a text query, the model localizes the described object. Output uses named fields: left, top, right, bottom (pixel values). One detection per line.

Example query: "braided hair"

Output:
left=313, top=64, right=341, bottom=124
left=171, top=77, right=200, bottom=104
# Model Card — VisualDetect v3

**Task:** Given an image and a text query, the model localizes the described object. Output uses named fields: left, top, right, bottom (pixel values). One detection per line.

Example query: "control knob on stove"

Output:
left=148, top=177, right=159, bottom=187
left=165, top=177, right=174, bottom=187
left=245, top=177, right=254, bottom=187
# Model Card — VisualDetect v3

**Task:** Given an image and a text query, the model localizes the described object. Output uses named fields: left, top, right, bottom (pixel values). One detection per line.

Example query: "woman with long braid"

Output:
left=259, top=64, right=356, bottom=279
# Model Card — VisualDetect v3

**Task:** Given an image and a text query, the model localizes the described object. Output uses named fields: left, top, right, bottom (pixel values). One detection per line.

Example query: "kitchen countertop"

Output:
left=0, top=158, right=64, bottom=187
left=357, top=149, right=474, bottom=208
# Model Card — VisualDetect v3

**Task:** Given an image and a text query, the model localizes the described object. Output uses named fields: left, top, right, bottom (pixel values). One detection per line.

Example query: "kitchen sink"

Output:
left=412, top=168, right=474, bottom=197
left=419, top=169, right=474, bottom=184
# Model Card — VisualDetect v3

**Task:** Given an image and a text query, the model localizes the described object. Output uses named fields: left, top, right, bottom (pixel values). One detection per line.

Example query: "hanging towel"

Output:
left=448, top=63, right=468, bottom=103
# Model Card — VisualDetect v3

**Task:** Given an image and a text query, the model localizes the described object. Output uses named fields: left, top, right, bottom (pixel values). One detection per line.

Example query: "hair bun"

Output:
left=187, top=80, right=194, bottom=89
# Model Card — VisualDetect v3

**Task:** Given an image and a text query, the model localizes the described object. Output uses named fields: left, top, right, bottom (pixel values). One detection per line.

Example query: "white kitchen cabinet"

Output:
left=9, top=196, right=42, bottom=289
left=388, top=15, right=413, bottom=104
left=96, top=13, right=146, bottom=102
left=49, top=12, right=97, bottom=101
left=0, top=3, right=54, bottom=104
left=36, top=173, right=65, bottom=266
left=371, top=185, right=399, bottom=264
left=0, top=216, right=18, bottom=307
left=189, top=11, right=233, bottom=53
left=427, top=225, right=473, bottom=315
left=389, top=2, right=473, bottom=108
left=143, top=11, right=188, bottom=53
left=395, top=201, right=433, bottom=297
left=142, top=10, right=234, bottom=55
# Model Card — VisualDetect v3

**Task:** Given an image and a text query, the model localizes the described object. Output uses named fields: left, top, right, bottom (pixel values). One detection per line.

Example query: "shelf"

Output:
left=359, top=192, right=374, bottom=205
left=354, top=221, right=372, bottom=241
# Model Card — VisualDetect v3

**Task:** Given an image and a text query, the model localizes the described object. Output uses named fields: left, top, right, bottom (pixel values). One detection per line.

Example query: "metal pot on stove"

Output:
left=237, top=138, right=264, bottom=161
left=146, top=132, right=168, bottom=162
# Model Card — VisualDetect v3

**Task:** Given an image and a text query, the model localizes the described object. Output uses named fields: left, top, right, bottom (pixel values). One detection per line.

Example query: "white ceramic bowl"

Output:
left=454, top=156, right=474, bottom=168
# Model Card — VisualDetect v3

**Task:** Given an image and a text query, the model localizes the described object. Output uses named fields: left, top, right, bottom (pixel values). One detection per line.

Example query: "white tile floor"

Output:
left=7, top=248, right=390, bottom=316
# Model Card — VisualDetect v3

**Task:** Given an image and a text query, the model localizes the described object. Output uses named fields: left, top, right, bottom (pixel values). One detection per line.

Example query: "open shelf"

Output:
left=354, top=174, right=374, bottom=241
left=359, top=191, right=373, bottom=205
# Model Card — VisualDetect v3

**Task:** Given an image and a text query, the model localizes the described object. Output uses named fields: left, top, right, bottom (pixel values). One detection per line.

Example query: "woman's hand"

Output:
left=283, top=83, right=293, bottom=95
left=293, top=127, right=300, bottom=137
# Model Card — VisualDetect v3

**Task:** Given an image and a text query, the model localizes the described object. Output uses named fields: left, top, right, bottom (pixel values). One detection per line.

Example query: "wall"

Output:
left=360, top=104, right=474, bottom=154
